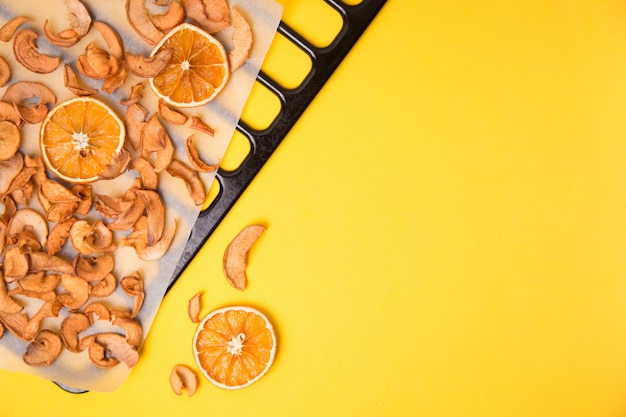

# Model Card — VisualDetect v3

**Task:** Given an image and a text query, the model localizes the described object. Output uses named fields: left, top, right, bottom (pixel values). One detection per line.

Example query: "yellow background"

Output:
left=4, top=0, right=626, bottom=415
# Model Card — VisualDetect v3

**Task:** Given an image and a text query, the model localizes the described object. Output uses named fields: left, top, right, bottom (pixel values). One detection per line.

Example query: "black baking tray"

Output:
left=167, top=0, right=388, bottom=291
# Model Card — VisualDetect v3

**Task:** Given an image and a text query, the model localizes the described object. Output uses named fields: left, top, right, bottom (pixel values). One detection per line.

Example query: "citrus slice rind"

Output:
left=149, top=22, right=230, bottom=108
left=39, top=96, right=125, bottom=184
left=192, top=305, right=277, bottom=390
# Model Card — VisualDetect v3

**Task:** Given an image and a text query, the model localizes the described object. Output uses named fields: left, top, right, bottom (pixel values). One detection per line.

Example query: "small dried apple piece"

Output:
left=7, top=208, right=48, bottom=248
left=141, top=114, right=174, bottom=172
left=57, top=274, right=91, bottom=310
left=0, top=102, right=23, bottom=127
left=23, top=298, right=62, bottom=341
left=83, top=302, right=112, bottom=323
left=92, top=21, right=124, bottom=61
left=3, top=246, right=29, bottom=280
left=0, top=278, right=23, bottom=314
left=74, top=253, right=114, bottom=282
left=125, top=103, right=148, bottom=150
left=0, top=121, right=20, bottom=161
left=13, top=29, right=61, bottom=74
left=223, top=224, right=266, bottom=291
left=0, top=16, right=33, bottom=42
left=77, top=42, right=120, bottom=80
left=29, top=251, right=75, bottom=274
left=89, top=273, right=117, bottom=298
left=108, top=194, right=145, bottom=231
left=120, top=82, right=146, bottom=106
left=126, top=48, right=173, bottom=78
left=0, top=153, right=23, bottom=195
left=63, top=64, right=98, bottom=96
left=120, top=271, right=144, bottom=318
left=43, top=21, right=81, bottom=48
left=69, top=219, right=116, bottom=255
left=112, top=316, right=143, bottom=349
left=149, top=0, right=185, bottom=31
left=169, top=364, right=198, bottom=396
left=65, top=0, right=92, bottom=37
left=0, top=311, right=27, bottom=340
left=157, top=99, right=187, bottom=125
left=166, top=159, right=206, bottom=206
left=22, top=329, right=63, bottom=366
left=126, top=0, right=164, bottom=45
left=16, top=272, right=60, bottom=294
left=60, top=312, right=91, bottom=352
left=98, top=148, right=131, bottom=180
left=228, top=7, right=253, bottom=72
left=138, top=219, right=176, bottom=261
left=71, top=184, right=92, bottom=215
left=0, top=56, right=10, bottom=88
left=189, top=116, right=214, bottom=136
left=2, top=81, right=57, bottom=124
left=185, top=136, right=219, bottom=173
left=130, top=157, right=159, bottom=190
left=187, top=291, right=202, bottom=323
left=182, top=0, right=230, bottom=34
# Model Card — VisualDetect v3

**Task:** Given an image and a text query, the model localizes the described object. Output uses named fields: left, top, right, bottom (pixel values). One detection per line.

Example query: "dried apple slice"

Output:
left=0, top=16, right=33, bottom=42
left=60, top=313, right=91, bottom=352
left=2, top=81, right=56, bottom=124
left=157, top=99, right=187, bottom=125
left=170, top=364, right=198, bottom=396
left=185, top=136, right=219, bottom=173
left=228, top=7, right=253, bottom=72
left=0, top=121, right=20, bottom=161
left=56, top=274, right=90, bottom=310
left=189, top=116, right=214, bottom=136
left=0, top=56, right=10, bottom=88
left=22, top=329, right=62, bottom=366
left=63, top=64, right=98, bottom=96
left=166, top=159, right=206, bottom=205
left=149, top=0, right=185, bottom=31
left=126, top=0, right=164, bottom=45
left=13, top=29, right=61, bottom=74
left=126, top=48, right=173, bottom=78
left=89, top=332, right=139, bottom=368
left=187, top=291, right=202, bottom=323
left=223, top=224, right=266, bottom=290
left=182, top=0, right=230, bottom=34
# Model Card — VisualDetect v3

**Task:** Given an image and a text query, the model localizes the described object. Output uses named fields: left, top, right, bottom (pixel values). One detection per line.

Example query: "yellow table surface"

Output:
left=4, top=0, right=626, bottom=415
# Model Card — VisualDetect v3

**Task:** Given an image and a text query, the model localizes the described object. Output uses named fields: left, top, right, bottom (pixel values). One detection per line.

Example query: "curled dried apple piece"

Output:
left=0, top=153, right=23, bottom=195
left=84, top=302, right=112, bottom=323
left=108, top=194, right=145, bottom=232
left=166, top=159, right=206, bottom=206
left=228, top=7, right=253, bottom=72
left=74, top=253, right=114, bottom=282
left=186, top=135, right=219, bottom=173
left=0, top=121, right=21, bottom=161
left=130, top=157, right=159, bottom=190
left=65, top=0, right=92, bottom=37
left=126, top=0, right=164, bottom=45
left=135, top=189, right=165, bottom=245
left=149, top=0, right=186, bottom=31
left=0, top=16, right=33, bottom=42
left=0, top=278, right=23, bottom=314
left=3, top=246, right=29, bottom=280
left=223, top=224, right=266, bottom=291
left=23, top=299, right=62, bottom=341
left=125, top=103, right=148, bottom=150
left=126, top=48, right=173, bottom=78
left=0, top=311, right=27, bottom=340
left=22, top=329, right=62, bottom=367
left=28, top=251, right=75, bottom=274
left=77, top=42, right=121, bottom=80
left=120, top=272, right=144, bottom=318
left=112, top=316, right=143, bottom=349
left=89, top=332, right=139, bottom=368
left=138, top=219, right=176, bottom=261
left=98, top=148, right=131, bottom=180
left=0, top=56, right=10, bottom=88
left=2, top=81, right=56, bottom=124
left=56, top=274, right=90, bottom=310
left=7, top=208, right=48, bottom=248
left=63, top=64, right=98, bottom=97
left=13, top=29, right=61, bottom=74
left=187, top=291, right=202, bottom=323
left=182, top=0, right=230, bottom=34
left=120, top=82, right=146, bottom=106
left=170, top=364, right=198, bottom=396
left=92, top=21, right=124, bottom=61
left=61, top=312, right=91, bottom=352
left=16, top=272, right=60, bottom=294
left=43, top=21, right=80, bottom=48
left=158, top=99, right=187, bottom=125
left=141, top=114, right=174, bottom=172
left=189, top=116, right=214, bottom=136
left=89, top=273, right=117, bottom=298
left=69, top=219, right=116, bottom=255
left=0, top=102, right=23, bottom=127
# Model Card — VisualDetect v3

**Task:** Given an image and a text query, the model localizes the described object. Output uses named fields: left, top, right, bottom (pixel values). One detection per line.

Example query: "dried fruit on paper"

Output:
left=0, top=0, right=281, bottom=392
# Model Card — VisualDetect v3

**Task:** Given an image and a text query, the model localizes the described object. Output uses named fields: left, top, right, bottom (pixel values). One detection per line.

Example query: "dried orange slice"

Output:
left=149, top=23, right=229, bottom=108
left=40, top=97, right=125, bottom=184
left=193, top=305, right=277, bottom=390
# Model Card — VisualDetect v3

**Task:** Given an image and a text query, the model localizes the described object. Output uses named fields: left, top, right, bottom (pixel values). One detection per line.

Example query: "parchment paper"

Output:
left=0, top=0, right=281, bottom=392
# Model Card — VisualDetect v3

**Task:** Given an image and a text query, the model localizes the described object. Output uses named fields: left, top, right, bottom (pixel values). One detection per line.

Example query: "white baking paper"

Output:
left=0, top=0, right=281, bottom=392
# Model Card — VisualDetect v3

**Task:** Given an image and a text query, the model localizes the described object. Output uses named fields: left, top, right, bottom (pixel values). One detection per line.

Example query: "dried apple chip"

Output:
left=126, top=0, right=164, bottom=45
left=149, top=0, right=185, bottom=31
left=13, top=29, right=61, bottom=74
left=187, top=291, right=202, bottom=323
left=63, top=64, right=98, bottom=96
left=186, top=136, right=219, bottom=173
left=0, top=16, right=33, bottom=42
left=0, top=121, right=21, bottom=162
left=126, top=48, right=173, bottom=78
left=223, top=224, right=266, bottom=290
left=169, top=364, right=198, bottom=396
left=0, top=55, right=10, bottom=88
left=228, top=7, right=253, bottom=72
left=22, top=329, right=62, bottom=366
left=60, top=312, right=91, bottom=352
left=182, top=0, right=230, bottom=34
left=166, top=159, right=206, bottom=205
